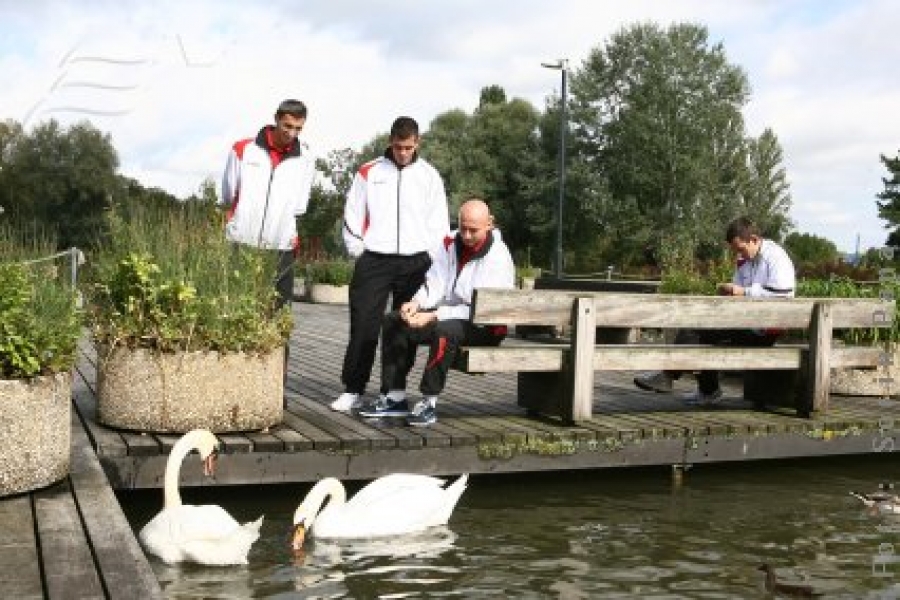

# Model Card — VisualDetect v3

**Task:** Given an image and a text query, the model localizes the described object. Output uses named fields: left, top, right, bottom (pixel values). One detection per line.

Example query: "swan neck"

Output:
left=301, top=479, right=346, bottom=523
left=163, top=432, right=202, bottom=508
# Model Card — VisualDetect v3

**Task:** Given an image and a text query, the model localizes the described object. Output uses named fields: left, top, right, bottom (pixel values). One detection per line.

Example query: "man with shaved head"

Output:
left=359, top=198, right=516, bottom=426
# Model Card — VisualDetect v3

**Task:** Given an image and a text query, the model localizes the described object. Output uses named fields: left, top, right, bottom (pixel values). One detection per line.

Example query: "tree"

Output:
left=425, top=87, right=548, bottom=267
left=876, top=150, right=900, bottom=249
left=740, top=128, right=792, bottom=241
left=568, top=22, right=756, bottom=265
left=297, top=147, right=360, bottom=258
left=1, top=119, right=118, bottom=249
left=783, top=231, right=839, bottom=267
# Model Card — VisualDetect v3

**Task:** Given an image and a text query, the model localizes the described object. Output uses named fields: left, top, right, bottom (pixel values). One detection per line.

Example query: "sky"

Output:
left=0, top=0, right=898, bottom=253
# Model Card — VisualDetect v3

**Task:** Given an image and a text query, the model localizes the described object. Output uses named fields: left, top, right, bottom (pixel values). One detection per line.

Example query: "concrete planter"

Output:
left=308, top=283, right=349, bottom=305
left=0, top=372, right=71, bottom=497
left=97, top=345, right=284, bottom=433
left=831, top=348, right=900, bottom=396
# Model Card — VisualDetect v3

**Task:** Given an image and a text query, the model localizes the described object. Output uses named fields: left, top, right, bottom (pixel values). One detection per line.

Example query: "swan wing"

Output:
left=138, top=505, right=262, bottom=565
left=314, top=474, right=468, bottom=539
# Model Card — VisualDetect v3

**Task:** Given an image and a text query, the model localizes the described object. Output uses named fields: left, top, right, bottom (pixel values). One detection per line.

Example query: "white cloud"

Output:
left=1, top=0, right=897, bottom=252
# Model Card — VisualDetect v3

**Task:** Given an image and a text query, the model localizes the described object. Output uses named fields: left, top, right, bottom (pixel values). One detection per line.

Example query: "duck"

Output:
left=757, top=564, right=824, bottom=598
left=291, top=473, right=468, bottom=549
left=138, top=429, right=263, bottom=566
left=849, top=483, right=900, bottom=514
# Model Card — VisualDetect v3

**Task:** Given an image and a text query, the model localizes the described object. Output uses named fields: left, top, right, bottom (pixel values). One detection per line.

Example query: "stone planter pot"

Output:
left=97, top=345, right=284, bottom=433
left=308, top=283, right=349, bottom=305
left=293, top=276, right=307, bottom=302
left=0, top=372, right=71, bottom=497
left=831, top=348, right=900, bottom=396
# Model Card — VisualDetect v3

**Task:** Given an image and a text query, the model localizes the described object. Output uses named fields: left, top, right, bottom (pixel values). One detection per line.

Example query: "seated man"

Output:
left=634, top=216, right=796, bottom=404
left=358, top=198, right=515, bottom=426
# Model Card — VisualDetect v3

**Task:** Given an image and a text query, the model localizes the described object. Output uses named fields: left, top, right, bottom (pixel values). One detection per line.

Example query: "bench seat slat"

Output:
left=463, top=344, right=881, bottom=373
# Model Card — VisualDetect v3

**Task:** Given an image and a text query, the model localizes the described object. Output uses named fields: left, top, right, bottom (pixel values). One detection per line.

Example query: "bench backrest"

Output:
left=470, top=288, right=894, bottom=330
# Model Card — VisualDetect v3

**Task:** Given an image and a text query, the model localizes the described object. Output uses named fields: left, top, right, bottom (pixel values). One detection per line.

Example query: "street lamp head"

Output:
left=541, top=59, right=568, bottom=70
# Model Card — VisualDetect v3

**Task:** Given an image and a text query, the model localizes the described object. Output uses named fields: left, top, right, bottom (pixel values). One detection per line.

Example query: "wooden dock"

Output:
left=0, top=397, right=162, bottom=599
left=74, top=302, right=900, bottom=490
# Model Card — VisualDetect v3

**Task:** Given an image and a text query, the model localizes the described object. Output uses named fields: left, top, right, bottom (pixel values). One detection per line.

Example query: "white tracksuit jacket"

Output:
left=412, top=229, right=516, bottom=321
left=219, top=127, right=314, bottom=250
left=342, top=152, right=449, bottom=258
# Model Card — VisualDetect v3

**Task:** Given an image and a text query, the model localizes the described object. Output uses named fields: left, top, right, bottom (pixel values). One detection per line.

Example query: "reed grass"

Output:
left=85, top=198, right=291, bottom=353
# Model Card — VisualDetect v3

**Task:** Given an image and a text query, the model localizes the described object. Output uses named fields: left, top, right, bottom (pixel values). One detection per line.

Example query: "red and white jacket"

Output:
left=219, top=126, right=315, bottom=250
left=342, top=150, right=449, bottom=258
left=413, top=229, right=515, bottom=321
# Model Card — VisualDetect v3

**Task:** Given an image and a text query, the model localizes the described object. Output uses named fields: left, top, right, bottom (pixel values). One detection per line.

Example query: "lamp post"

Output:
left=541, top=58, right=568, bottom=279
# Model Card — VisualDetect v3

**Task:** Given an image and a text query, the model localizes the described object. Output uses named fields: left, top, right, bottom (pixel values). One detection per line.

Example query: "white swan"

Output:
left=291, top=473, right=468, bottom=549
left=138, top=429, right=263, bottom=566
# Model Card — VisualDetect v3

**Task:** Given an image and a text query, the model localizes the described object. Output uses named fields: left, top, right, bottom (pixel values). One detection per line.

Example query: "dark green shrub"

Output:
left=305, top=260, right=354, bottom=286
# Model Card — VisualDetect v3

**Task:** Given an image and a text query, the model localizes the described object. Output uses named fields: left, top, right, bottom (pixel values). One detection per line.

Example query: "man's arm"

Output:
left=342, top=170, right=367, bottom=258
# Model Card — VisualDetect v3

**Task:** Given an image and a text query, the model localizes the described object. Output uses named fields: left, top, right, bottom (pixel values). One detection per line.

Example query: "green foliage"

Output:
left=0, top=227, right=80, bottom=378
left=515, top=265, right=541, bottom=279
left=84, top=198, right=291, bottom=354
left=305, top=260, right=354, bottom=286
left=657, top=239, right=733, bottom=295
left=876, top=150, right=900, bottom=249
left=797, top=276, right=899, bottom=344
left=566, top=22, right=791, bottom=269
left=784, top=231, right=840, bottom=271
left=423, top=90, right=548, bottom=265
left=0, top=118, right=119, bottom=250
left=297, top=148, right=359, bottom=258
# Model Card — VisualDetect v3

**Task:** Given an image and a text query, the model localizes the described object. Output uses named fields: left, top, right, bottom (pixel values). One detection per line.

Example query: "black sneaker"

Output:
left=407, top=401, right=437, bottom=426
left=358, top=395, right=411, bottom=417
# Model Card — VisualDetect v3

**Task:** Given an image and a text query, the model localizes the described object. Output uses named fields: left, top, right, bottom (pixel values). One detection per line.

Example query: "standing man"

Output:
left=633, top=216, right=796, bottom=404
left=330, top=116, right=450, bottom=412
left=219, top=99, right=315, bottom=405
left=219, top=98, right=315, bottom=309
left=359, top=198, right=515, bottom=426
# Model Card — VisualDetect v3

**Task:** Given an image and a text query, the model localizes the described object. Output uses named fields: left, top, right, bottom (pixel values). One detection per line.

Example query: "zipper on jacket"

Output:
left=257, top=169, right=275, bottom=248
left=395, top=168, right=402, bottom=254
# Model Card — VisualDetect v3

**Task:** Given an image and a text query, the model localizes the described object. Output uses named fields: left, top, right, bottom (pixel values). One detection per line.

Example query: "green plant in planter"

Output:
left=797, top=276, right=900, bottom=345
left=306, top=259, right=354, bottom=286
left=516, top=266, right=541, bottom=280
left=0, top=229, right=80, bottom=379
left=85, top=199, right=291, bottom=354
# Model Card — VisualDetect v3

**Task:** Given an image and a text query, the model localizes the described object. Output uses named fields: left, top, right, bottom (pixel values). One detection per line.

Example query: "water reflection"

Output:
left=118, top=456, right=900, bottom=599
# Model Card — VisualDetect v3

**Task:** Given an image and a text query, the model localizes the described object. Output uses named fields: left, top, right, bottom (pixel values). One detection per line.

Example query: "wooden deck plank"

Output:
left=0, top=495, right=43, bottom=600
left=33, top=480, right=106, bottom=600
left=68, top=405, right=164, bottom=599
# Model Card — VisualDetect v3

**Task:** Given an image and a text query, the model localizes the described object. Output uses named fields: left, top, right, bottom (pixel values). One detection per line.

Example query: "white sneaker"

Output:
left=681, top=388, right=723, bottom=406
left=330, top=392, right=360, bottom=412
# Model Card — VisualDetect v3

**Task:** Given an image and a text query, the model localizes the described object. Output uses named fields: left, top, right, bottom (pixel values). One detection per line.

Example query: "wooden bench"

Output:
left=457, top=289, right=894, bottom=423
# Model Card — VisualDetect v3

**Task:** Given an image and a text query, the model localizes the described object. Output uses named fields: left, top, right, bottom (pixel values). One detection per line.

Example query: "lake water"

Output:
left=118, top=455, right=900, bottom=599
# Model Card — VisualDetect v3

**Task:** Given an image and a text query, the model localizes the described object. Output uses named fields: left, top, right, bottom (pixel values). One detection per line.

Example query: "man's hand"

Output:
left=400, top=301, right=420, bottom=323
left=718, top=283, right=745, bottom=296
left=405, top=311, right=437, bottom=329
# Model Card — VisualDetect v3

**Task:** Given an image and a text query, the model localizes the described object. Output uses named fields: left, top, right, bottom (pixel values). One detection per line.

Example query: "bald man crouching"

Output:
left=355, top=198, right=516, bottom=426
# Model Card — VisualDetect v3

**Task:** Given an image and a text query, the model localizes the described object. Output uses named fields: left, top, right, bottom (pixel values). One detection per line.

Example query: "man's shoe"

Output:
left=358, top=395, right=411, bottom=417
left=681, top=388, right=724, bottom=406
left=407, top=401, right=437, bottom=427
left=330, top=392, right=360, bottom=412
left=634, top=371, right=674, bottom=393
